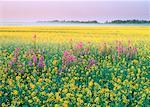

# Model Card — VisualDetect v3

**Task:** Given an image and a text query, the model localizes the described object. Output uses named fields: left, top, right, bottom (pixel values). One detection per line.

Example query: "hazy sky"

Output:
left=0, top=0, right=149, bottom=22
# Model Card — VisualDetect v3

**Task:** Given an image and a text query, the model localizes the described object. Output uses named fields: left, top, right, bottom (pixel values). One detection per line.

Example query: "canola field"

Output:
left=0, top=26, right=150, bottom=106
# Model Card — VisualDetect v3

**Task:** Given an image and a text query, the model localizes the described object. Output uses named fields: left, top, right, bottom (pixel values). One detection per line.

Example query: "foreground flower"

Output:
left=62, top=50, right=76, bottom=65
left=32, top=54, right=37, bottom=65
left=75, top=42, right=83, bottom=49
left=52, top=59, right=57, bottom=65
left=30, top=83, right=35, bottom=89
left=88, top=59, right=95, bottom=67
left=12, top=90, right=18, bottom=95
left=38, top=55, right=44, bottom=68
left=28, top=61, right=33, bottom=66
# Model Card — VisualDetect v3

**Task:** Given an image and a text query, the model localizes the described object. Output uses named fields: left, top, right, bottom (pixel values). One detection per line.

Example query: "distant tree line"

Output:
left=37, top=19, right=150, bottom=24
left=106, top=20, right=150, bottom=24
left=37, top=20, right=98, bottom=24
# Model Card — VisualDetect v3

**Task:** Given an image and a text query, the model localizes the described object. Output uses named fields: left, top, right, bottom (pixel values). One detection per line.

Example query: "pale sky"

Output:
left=0, top=0, right=149, bottom=22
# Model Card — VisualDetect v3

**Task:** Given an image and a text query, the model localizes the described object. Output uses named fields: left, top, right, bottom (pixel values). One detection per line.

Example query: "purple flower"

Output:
left=86, top=59, right=96, bottom=69
left=88, top=59, right=95, bottom=67
left=122, top=47, right=126, bottom=53
left=116, top=46, right=121, bottom=57
left=13, top=57, right=17, bottom=63
left=63, top=51, right=70, bottom=56
left=14, top=48, right=20, bottom=57
left=28, top=61, right=32, bottom=66
left=38, top=55, right=44, bottom=68
left=133, top=47, right=137, bottom=54
left=4, top=68, right=8, bottom=72
left=20, top=70, right=24, bottom=74
left=39, top=55, right=44, bottom=62
left=75, top=42, right=83, bottom=49
left=38, top=62, right=44, bottom=68
left=32, top=54, right=37, bottom=64
left=68, top=55, right=76, bottom=62
left=9, top=61, right=13, bottom=66
left=62, top=50, right=76, bottom=65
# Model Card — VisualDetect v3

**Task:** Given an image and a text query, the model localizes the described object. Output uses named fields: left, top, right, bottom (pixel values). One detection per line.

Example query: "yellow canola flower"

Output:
left=41, top=91, right=46, bottom=96
left=88, top=80, right=93, bottom=87
left=9, top=54, right=13, bottom=59
left=54, top=67, right=58, bottom=72
left=30, top=83, right=35, bottom=89
left=44, top=66, right=47, bottom=71
left=12, top=90, right=18, bottom=95
left=55, top=92, right=61, bottom=101
left=16, top=76, right=21, bottom=80
left=63, top=101, right=69, bottom=107
left=48, top=92, right=54, bottom=97
left=133, top=59, right=138, bottom=65
left=117, top=78, right=121, bottom=83
left=99, top=88, right=105, bottom=94
left=94, top=82, right=100, bottom=89
left=77, top=98, right=83, bottom=104
left=62, top=88, right=68, bottom=93
left=94, top=97, right=100, bottom=103
left=38, top=78, right=43, bottom=83
left=52, top=59, right=57, bottom=65
left=76, top=93, right=83, bottom=98
left=87, top=89, right=92, bottom=97
left=122, top=95, right=128, bottom=103
left=55, top=104, right=59, bottom=107
left=66, top=93, right=72, bottom=98
left=31, top=92, right=36, bottom=97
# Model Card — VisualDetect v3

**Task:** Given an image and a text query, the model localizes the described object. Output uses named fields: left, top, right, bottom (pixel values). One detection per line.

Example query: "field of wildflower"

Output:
left=0, top=26, right=150, bottom=106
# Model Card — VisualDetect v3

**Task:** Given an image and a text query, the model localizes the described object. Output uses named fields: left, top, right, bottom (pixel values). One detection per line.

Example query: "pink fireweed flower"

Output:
left=88, top=59, right=95, bottom=67
left=9, top=61, right=13, bottom=66
left=14, top=48, right=20, bottom=57
left=4, top=68, right=8, bottom=72
left=13, top=57, right=17, bottom=63
left=20, top=70, right=24, bottom=74
left=112, top=55, right=115, bottom=61
left=32, top=54, right=37, bottom=64
left=75, top=42, right=83, bottom=49
left=86, top=59, right=96, bottom=69
left=122, top=47, right=126, bottom=53
left=133, top=47, right=137, bottom=54
left=38, top=55, right=44, bottom=68
left=63, top=50, right=70, bottom=56
left=84, top=48, right=90, bottom=54
left=68, top=55, right=76, bottom=62
left=39, top=55, right=44, bottom=62
left=116, top=46, right=121, bottom=57
left=38, top=62, right=44, bottom=68
left=130, top=51, right=133, bottom=59
left=28, top=61, right=33, bottom=66
left=62, top=50, right=76, bottom=65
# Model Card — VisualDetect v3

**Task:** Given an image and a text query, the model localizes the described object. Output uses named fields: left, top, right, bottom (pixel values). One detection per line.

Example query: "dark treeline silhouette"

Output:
left=106, top=20, right=150, bottom=24
left=37, top=20, right=98, bottom=23
left=37, top=20, right=150, bottom=24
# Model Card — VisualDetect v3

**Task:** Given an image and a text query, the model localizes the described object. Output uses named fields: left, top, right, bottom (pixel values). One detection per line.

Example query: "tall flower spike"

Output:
left=32, top=54, right=37, bottom=64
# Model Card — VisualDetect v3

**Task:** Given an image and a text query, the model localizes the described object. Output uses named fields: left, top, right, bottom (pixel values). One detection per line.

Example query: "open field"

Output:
left=0, top=26, right=150, bottom=44
left=0, top=26, right=150, bottom=106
